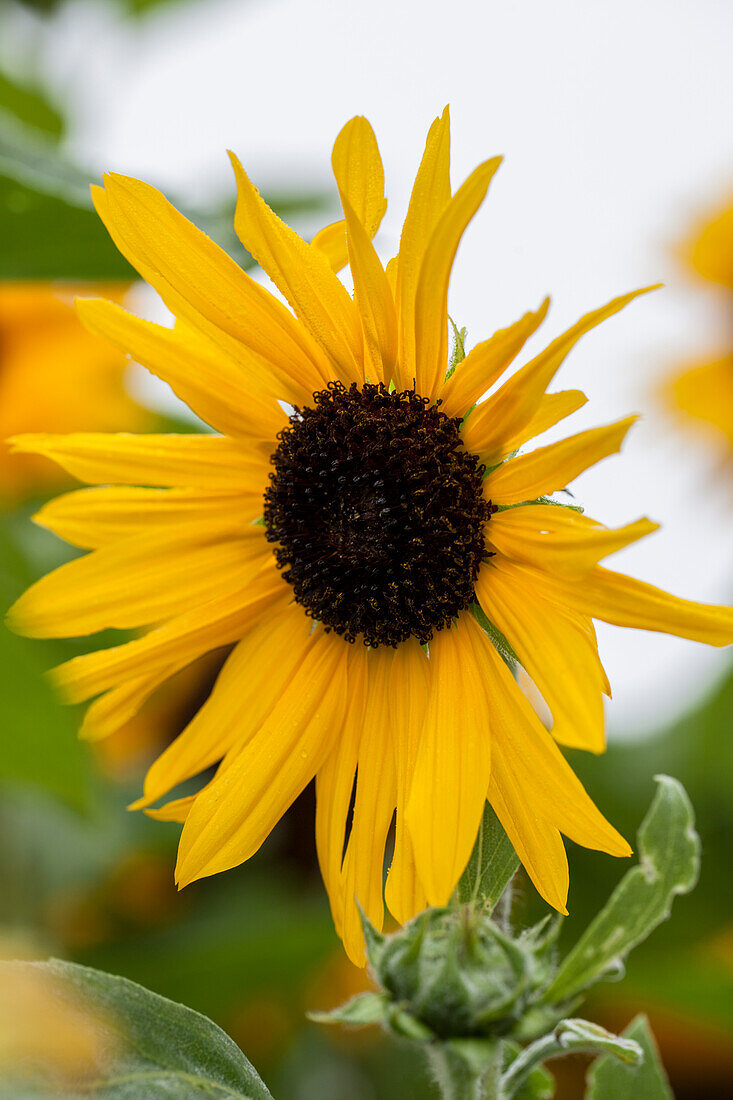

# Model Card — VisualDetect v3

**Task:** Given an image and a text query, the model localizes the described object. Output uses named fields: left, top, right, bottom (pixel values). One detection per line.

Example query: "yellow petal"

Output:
left=665, top=354, right=733, bottom=448
left=312, top=116, right=387, bottom=273
left=462, top=289, right=654, bottom=462
left=487, top=505, right=659, bottom=576
left=520, top=562, right=733, bottom=646
left=76, top=298, right=286, bottom=439
left=229, top=152, right=363, bottom=385
left=135, top=604, right=315, bottom=810
left=80, top=667, right=178, bottom=742
left=34, top=486, right=260, bottom=551
left=384, top=639, right=430, bottom=926
left=94, top=175, right=331, bottom=395
left=341, top=649, right=399, bottom=965
left=394, top=108, right=452, bottom=389
left=473, top=626, right=631, bottom=857
left=439, top=300, right=550, bottom=418
left=499, top=390, right=587, bottom=456
left=7, top=525, right=267, bottom=638
left=485, top=417, right=637, bottom=506
left=688, top=198, right=733, bottom=289
left=406, top=618, right=491, bottom=906
left=315, top=646, right=368, bottom=940
left=145, top=794, right=198, bottom=823
left=336, top=191, right=397, bottom=383
left=488, top=775, right=569, bottom=915
left=414, top=157, right=502, bottom=399
left=175, top=631, right=349, bottom=886
left=476, top=559, right=607, bottom=752
left=52, top=557, right=287, bottom=703
left=9, top=432, right=268, bottom=491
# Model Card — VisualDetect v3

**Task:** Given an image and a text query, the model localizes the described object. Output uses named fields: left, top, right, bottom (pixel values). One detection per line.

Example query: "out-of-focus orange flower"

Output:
left=0, top=282, right=148, bottom=503
left=664, top=196, right=733, bottom=459
left=0, top=957, right=113, bottom=1087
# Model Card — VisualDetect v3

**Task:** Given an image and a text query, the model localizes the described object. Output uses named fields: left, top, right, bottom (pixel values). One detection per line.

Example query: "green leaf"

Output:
left=0, top=122, right=330, bottom=279
left=0, top=71, right=64, bottom=139
left=586, top=1014, right=673, bottom=1099
left=0, top=959, right=274, bottom=1099
left=501, top=1019, right=641, bottom=1098
left=543, top=776, right=700, bottom=1004
left=456, top=800, right=519, bottom=910
left=502, top=1042, right=555, bottom=1099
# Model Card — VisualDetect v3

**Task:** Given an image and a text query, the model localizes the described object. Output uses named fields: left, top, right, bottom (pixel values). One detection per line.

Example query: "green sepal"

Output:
left=471, top=602, right=520, bottom=669
left=542, top=775, right=700, bottom=1005
left=308, top=992, right=392, bottom=1028
left=445, top=317, right=468, bottom=380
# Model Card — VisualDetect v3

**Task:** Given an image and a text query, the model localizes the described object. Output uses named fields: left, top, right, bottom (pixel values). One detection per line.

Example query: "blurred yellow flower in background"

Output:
left=664, top=196, right=733, bottom=457
left=7, top=112, right=733, bottom=966
left=0, top=282, right=147, bottom=504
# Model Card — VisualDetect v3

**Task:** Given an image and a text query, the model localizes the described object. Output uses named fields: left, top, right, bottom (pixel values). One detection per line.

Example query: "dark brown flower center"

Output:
left=263, top=381, right=492, bottom=647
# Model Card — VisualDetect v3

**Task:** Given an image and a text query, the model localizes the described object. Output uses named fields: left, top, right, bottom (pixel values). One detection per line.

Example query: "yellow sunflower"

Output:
left=0, top=282, right=145, bottom=504
left=7, top=112, right=733, bottom=965
left=665, top=194, right=733, bottom=455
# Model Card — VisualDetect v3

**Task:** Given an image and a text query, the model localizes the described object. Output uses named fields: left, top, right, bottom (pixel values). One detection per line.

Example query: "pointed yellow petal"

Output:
left=337, top=191, right=397, bottom=383
left=394, top=108, right=452, bottom=389
left=487, top=505, right=659, bottom=576
left=136, top=605, right=315, bottom=810
left=485, top=417, right=637, bottom=506
left=34, top=486, right=259, bottom=551
left=51, top=557, right=287, bottom=703
left=439, top=300, right=550, bottom=418
left=75, top=298, right=286, bottom=439
left=341, top=649, right=398, bottom=965
left=414, top=157, right=502, bottom=398
left=473, top=627, right=631, bottom=857
left=476, top=559, right=607, bottom=752
left=9, top=432, right=268, bottom=491
left=7, top=525, right=266, bottom=638
left=312, top=116, right=387, bottom=273
left=406, top=619, right=491, bottom=906
left=94, top=175, right=331, bottom=395
left=488, top=776, right=569, bottom=915
left=175, top=631, right=349, bottom=886
left=229, top=152, right=363, bottom=385
left=145, top=794, right=198, bottom=823
left=384, top=639, right=430, bottom=926
left=79, top=666, right=178, bottom=742
left=499, top=390, right=587, bottom=456
left=315, top=646, right=368, bottom=940
left=463, top=289, right=655, bottom=462
left=521, top=562, right=733, bottom=646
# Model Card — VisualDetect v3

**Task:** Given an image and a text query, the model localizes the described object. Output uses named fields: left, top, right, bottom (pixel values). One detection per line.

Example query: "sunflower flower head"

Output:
left=8, top=110, right=733, bottom=965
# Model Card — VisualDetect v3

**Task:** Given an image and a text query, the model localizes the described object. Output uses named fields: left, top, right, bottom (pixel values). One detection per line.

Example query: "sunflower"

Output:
left=664, top=195, right=733, bottom=457
left=7, top=112, right=733, bottom=965
left=0, top=282, right=145, bottom=504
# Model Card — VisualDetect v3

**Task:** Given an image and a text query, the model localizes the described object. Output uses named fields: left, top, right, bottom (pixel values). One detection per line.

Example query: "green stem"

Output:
left=427, top=1041, right=502, bottom=1100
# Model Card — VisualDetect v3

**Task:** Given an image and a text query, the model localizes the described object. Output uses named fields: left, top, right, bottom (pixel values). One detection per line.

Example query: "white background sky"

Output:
left=8, top=0, right=733, bottom=735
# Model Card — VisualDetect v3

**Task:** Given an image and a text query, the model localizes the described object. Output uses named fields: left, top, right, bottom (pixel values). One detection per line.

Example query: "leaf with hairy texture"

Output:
left=586, top=1014, right=673, bottom=1099
left=456, top=799, right=520, bottom=910
left=0, top=959, right=274, bottom=1099
left=543, top=776, right=700, bottom=1004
